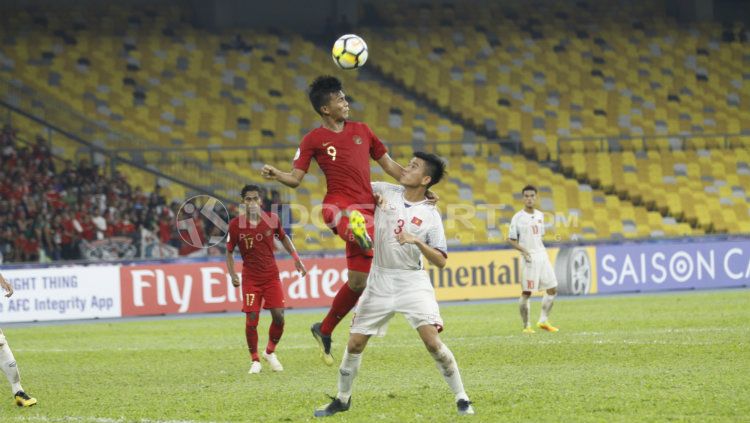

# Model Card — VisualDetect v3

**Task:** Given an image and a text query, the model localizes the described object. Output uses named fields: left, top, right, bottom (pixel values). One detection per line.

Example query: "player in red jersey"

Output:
left=226, top=184, right=307, bottom=374
left=261, top=76, right=411, bottom=365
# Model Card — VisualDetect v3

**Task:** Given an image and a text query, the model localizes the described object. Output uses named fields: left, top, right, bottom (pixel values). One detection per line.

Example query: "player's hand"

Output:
left=425, top=190, right=440, bottom=205
left=261, top=164, right=279, bottom=180
left=396, top=231, right=418, bottom=245
left=230, top=274, right=240, bottom=287
left=522, top=252, right=532, bottom=263
left=374, top=193, right=385, bottom=209
left=295, top=259, right=307, bottom=277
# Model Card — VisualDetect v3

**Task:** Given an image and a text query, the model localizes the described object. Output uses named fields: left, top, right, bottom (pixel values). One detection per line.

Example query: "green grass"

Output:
left=2, top=289, right=749, bottom=422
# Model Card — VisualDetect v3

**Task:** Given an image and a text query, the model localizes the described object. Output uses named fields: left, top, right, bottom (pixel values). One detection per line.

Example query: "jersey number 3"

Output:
left=394, top=219, right=405, bottom=234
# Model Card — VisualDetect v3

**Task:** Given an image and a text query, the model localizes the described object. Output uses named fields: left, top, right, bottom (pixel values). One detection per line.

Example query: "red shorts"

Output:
left=322, top=202, right=374, bottom=274
left=240, top=280, right=285, bottom=313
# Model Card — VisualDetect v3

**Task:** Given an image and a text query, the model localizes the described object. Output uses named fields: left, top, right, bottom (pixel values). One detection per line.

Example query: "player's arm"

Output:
left=0, top=273, right=13, bottom=298
left=396, top=231, right=447, bottom=268
left=280, top=235, right=308, bottom=276
left=508, top=238, right=532, bottom=263
left=376, top=154, right=439, bottom=203
left=261, top=166, right=306, bottom=188
left=376, top=153, right=405, bottom=181
left=226, top=224, right=240, bottom=287
left=226, top=248, right=240, bottom=287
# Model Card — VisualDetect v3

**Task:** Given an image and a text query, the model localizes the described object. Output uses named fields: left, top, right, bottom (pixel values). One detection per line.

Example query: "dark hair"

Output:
left=413, top=151, right=446, bottom=188
left=521, top=185, right=537, bottom=194
left=241, top=184, right=261, bottom=197
left=308, top=76, right=343, bottom=115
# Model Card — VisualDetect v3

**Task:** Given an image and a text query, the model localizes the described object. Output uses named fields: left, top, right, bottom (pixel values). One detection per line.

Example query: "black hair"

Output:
left=308, top=75, right=343, bottom=115
left=413, top=151, right=446, bottom=189
left=521, top=185, right=537, bottom=194
left=241, top=184, right=262, bottom=197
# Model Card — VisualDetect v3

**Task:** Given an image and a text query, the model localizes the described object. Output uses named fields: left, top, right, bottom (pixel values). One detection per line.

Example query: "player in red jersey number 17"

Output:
left=261, top=76, right=420, bottom=365
left=226, top=185, right=307, bottom=374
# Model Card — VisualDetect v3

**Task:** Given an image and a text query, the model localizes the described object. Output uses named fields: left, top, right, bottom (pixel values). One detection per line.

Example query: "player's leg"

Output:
left=338, top=334, right=369, bottom=404
left=242, top=282, right=263, bottom=373
left=245, top=311, right=262, bottom=373
left=416, top=325, right=474, bottom=415
left=263, top=281, right=284, bottom=372
left=537, top=287, right=559, bottom=332
left=0, top=331, right=36, bottom=407
left=314, top=334, right=370, bottom=417
left=537, top=258, right=559, bottom=332
left=313, top=254, right=371, bottom=365
left=319, top=269, right=367, bottom=333
left=520, top=292, right=533, bottom=333
left=324, top=204, right=373, bottom=250
left=520, top=254, right=540, bottom=333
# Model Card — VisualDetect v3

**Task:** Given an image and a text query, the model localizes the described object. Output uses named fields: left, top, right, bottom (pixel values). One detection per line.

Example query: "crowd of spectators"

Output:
left=0, top=124, right=171, bottom=263
left=1, top=123, right=292, bottom=263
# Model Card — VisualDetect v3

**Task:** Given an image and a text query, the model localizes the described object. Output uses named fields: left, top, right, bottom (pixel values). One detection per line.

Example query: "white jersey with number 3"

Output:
left=371, top=182, right=447, bottom=270
left=508, top=209, right=546, bottom=254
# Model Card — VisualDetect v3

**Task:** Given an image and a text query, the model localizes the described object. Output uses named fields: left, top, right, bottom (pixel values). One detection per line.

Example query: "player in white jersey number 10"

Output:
left=508, top=185, right=560, bottom=333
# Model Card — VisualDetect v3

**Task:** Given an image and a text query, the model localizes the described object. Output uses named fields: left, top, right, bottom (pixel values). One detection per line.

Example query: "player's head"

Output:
left=241, top=184, right=263, bottom=213
left=308, top=76, right=349, bottom=120
left=521, top=184, right=537, bottom=208
left=401, top=152, right=446, bottom=190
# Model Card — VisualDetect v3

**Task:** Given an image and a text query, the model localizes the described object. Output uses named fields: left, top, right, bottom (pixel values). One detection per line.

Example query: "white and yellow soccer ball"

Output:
left=331, top=34, right=368, bottom=70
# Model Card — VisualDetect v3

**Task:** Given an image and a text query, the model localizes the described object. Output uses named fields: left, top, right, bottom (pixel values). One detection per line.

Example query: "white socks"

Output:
left=430, top=344, right=468, bottom=402
left=519, top=296, right=531, bottom=328
left=540, top=294, right=556, bottom=323
left=337, top=350, right=362, bottom=403
left=0, top=336, right=23, bottom=394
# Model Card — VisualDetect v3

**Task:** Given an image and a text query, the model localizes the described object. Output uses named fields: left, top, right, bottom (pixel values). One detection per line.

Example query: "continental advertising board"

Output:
left=427, top=246, right=598, bottom=300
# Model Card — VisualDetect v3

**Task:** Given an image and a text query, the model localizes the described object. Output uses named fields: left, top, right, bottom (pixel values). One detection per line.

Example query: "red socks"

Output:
left=320, top=283, right=363, bottom=335
left=266, top=321, right=284, bottom=354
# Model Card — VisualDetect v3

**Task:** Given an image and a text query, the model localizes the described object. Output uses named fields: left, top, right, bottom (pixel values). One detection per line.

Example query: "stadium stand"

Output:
left=361, top=1, right=750, bottom=157
left=2, top=1, right=739, bottom=263
left=559, top=149, right=750, bottom=233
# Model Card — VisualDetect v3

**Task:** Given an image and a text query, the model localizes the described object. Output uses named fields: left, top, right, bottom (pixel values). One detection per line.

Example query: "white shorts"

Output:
left=351, top=266, right=443, bottom=337
left=521, top=251, right=558, bottom=292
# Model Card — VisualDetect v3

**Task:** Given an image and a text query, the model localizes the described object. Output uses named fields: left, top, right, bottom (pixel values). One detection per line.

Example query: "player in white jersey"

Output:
left=314, top=152, right=474, bottom=417
left=0, top=273, right=37, bottom=407
left=508, top=185, right=559, bottom=333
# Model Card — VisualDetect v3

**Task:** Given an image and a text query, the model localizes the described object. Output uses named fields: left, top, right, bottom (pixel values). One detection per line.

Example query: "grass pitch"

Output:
left=2, top=289, right=748, bottom=422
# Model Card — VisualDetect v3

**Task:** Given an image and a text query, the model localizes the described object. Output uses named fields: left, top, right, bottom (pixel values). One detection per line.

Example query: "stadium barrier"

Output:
left=1, top=238, right=748, bottom=322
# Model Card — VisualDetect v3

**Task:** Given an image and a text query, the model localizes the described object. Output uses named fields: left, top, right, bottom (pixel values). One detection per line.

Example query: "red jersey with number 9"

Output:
left=227, top=212, right=285, bottom=284
left=293, top=121, right=387, bottom=208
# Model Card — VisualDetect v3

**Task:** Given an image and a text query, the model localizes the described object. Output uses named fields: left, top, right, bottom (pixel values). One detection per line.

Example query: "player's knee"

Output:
left=347, top=339, right=366, bottom=354
left=547, top=288, right=557, bottom=296
left=246, top=312, right=259, bottom=326
left=347, top=276, right=367, bottom=292
left=423, top=338, right=442, bottom=354
left=272, top=314, right=285, bottom=326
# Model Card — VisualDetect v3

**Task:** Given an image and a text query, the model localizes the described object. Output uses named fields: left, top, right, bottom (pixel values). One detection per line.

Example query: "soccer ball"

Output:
left=332, top=34, right=368, bottom=70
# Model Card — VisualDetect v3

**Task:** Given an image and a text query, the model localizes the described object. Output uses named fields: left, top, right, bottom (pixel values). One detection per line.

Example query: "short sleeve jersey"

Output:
left=508, top=209, right=546, bottom=253
left=227, top=212, right=285, bottom=284
left=293, top=121, right=387, bottom=207
left=371, top=182, right=447, bottom=270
